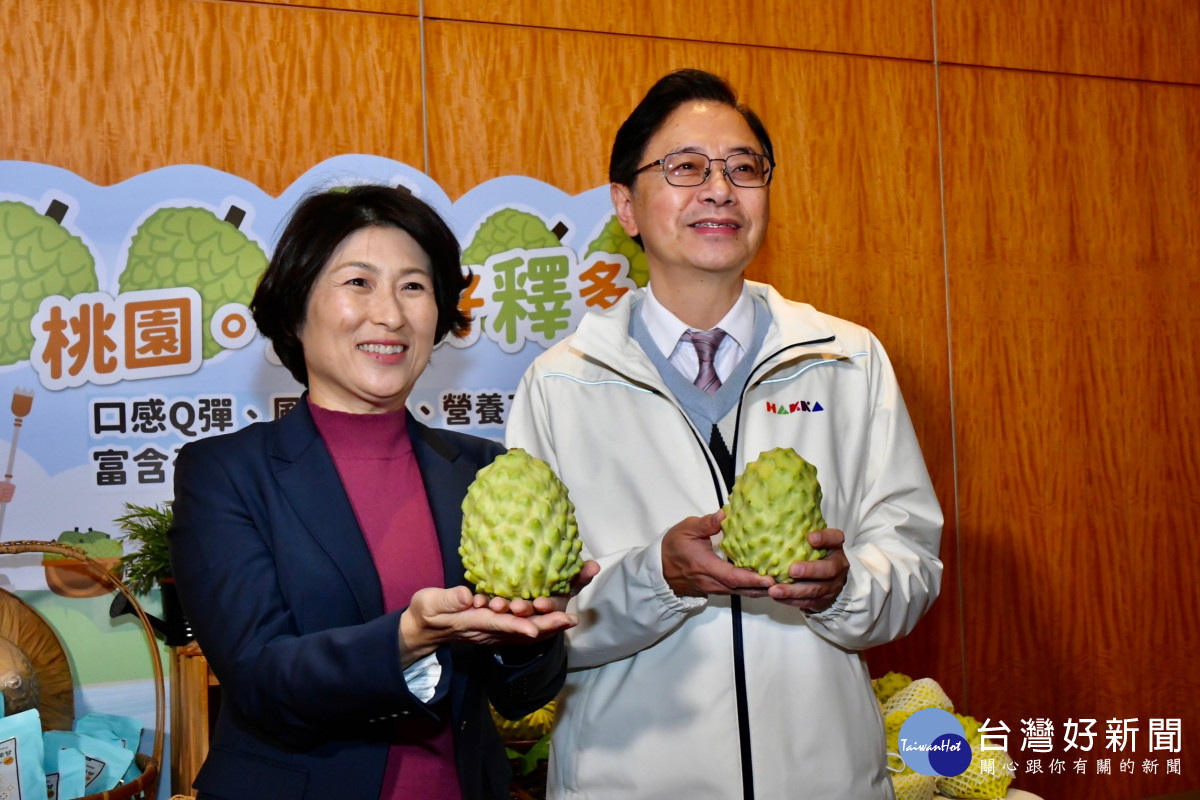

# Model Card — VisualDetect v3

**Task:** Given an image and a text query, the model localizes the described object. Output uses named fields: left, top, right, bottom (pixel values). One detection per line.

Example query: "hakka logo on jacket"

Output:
left=764, top=400, right=824, bottom=415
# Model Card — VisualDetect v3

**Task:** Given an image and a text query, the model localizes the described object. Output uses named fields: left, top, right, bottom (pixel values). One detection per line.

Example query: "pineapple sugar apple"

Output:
left=719, top=447, right=828, bottom=582
left=460, top=449, right=583, bottom=599
left=873, top=671, right=915, bottom=706
left=491, top=700, right=556, bottom=741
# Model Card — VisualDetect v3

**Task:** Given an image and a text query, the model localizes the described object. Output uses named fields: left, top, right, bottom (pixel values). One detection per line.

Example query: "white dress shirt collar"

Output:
left=641, top=283, right=754, bottom=382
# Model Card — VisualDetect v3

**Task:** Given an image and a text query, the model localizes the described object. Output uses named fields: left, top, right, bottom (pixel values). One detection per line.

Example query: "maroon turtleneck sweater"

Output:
left=309, top=400, right=462, bottom=800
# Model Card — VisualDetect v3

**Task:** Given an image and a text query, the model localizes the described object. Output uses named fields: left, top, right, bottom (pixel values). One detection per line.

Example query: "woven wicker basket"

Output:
left=0, top=540, right=164, bottom=800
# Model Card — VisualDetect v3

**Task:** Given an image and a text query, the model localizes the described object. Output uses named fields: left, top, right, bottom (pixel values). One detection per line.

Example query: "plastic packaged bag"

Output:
left=74, top=712, right=144, bottom=782
left=0, top=709, right=47, bottom=800
left=43, top=730, right=133, bottom=795
left=45, top=744, right=86, bottom=800
left=74, top=712, right=143, bottom=752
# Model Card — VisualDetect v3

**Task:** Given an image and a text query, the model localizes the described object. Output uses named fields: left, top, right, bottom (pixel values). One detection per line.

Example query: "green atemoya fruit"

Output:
left=719, top=447, right=828, bottom=582
left=459, top=448, right=583, bottom=599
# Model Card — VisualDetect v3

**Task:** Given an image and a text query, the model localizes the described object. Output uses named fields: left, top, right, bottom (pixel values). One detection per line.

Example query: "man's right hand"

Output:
left=661, top=511, right=775, bottom=598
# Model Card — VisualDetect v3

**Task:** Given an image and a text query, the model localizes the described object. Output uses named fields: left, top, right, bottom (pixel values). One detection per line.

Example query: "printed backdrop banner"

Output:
left=0, top=154, right=641, bottom=581
left=0, top=155, right=639, bottom=795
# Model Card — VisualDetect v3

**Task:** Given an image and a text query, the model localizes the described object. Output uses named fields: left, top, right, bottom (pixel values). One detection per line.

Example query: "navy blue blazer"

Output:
left=168, top=398, right=566, bottom=800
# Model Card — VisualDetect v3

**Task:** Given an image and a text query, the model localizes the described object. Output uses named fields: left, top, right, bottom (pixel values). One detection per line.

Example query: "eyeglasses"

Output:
left=634, top=151, right=774, bottom=188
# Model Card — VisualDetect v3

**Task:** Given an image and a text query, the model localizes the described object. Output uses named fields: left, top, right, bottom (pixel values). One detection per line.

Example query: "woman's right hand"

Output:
left=399, top=585, right=578, bottom=666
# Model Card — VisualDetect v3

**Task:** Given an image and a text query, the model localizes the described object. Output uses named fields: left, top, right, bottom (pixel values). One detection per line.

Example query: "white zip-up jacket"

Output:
left=506, top=282, right=943, bottom=800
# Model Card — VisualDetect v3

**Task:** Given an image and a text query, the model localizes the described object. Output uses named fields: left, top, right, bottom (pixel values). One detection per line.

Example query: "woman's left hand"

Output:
left=477, top=559, right=600, bottom=616
left=399, top=560, right=598, bottom=667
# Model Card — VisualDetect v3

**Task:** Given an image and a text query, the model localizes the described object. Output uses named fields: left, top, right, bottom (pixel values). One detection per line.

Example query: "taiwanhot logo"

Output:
left=764, top=399, right=824, bottom=415
left=895, top=708, right=972, bottom=777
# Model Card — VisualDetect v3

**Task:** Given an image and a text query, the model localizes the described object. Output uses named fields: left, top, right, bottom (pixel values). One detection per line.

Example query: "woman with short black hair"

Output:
left=169, top=184, right=596, bottom=800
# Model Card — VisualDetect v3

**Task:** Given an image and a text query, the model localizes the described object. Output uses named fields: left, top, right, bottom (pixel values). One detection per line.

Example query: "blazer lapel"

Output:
left=270, top=399, right=385, bottom=621
left=407, top=416, right=477, bottom=590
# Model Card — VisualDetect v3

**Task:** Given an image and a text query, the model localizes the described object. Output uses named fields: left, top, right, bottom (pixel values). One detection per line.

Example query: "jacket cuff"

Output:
left=645, top=530, right=707, bottom=613
left=492, top=633, right=558, bottom=666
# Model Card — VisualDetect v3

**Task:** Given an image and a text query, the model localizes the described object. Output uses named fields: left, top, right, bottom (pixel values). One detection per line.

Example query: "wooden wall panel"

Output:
left=21, top=4, right=1200, bottom=797
left=426, top=19, right=962, bottom=696
left=942, top=65, right=1200, bottom=799
left=937, top=0, right=1200, bottom=85
left=425, top=0, right=933, bottom=61
left=242, top=0, right=418, bottom=13
left=0, top=0, right=424, bottom=195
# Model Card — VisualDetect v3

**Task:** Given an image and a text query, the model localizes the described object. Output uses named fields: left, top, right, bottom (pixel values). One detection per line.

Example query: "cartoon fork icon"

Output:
left=0, top=388, right=34, bottom=535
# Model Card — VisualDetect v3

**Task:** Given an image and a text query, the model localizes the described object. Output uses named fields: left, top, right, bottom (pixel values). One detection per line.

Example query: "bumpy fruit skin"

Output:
left=881, top=677, right=953, bottom=736
left=873, top=671, right=915, bottom=706
left=890, top=771, right=936, bottom=800
left=719, top=447, right=828, bottom=582
left=491, top=700, right=556, bottom=741
left=934, top=736, right=1014, bottom=799
left=459, top=449, right=584, bottom=599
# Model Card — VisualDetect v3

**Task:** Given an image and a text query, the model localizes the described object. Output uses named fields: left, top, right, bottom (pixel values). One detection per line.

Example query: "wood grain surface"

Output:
left=1, top=0, right=424, bottom=195
left=247, top=0, right=418, bottom=12
left=937, top=0, right=1200, bottom=84
left=424, top=0, right=932, bottom=61
left=940, top=64, right=1200, bottom=799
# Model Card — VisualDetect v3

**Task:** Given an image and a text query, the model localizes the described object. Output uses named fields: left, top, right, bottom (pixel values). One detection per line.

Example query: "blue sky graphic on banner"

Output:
left=0, top=155, right=639, bottom=797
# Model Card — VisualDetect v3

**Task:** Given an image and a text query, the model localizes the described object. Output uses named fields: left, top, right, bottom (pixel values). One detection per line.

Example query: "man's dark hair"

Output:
left=251, top=184, right=470, bottom=387
left=609, top=68, right=775, bottom=188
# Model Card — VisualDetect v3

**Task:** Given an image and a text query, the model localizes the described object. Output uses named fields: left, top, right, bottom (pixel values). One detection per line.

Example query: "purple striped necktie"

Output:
left=683, top=328, right=727, bottom=394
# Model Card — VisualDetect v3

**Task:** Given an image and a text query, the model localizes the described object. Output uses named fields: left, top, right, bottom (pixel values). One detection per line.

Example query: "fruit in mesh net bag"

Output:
left=954, top=712, right=983, bottom=744
left=892, top=771, right=937, bottom=800
left=460, top=449, right=583, bottom=599
left=882, top=677, right=955, bottom=735
left=719, top=448, right=828, bottom=582
left=886, top=727, right=908, bottom=767
left=873, top=671, right=914, bottom=706
left=491, top=700, right=556, bottom=741
left=935, top=743, right=1014, bottom=799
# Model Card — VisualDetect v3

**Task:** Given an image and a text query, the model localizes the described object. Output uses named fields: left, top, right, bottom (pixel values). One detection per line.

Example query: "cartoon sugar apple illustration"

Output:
left=584, top=214, right=649, bottom=288
left=119, top=206, right=267, bottom=358
left=51, top=527, right=125, bottom=560
left=42, top=527, right=125, bottom=599
left=0, top=199, right=99, bottom=365
left=461, top=208, right=561, bottom=266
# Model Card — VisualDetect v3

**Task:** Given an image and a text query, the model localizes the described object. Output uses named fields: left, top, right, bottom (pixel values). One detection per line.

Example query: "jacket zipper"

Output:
left=608, top=333, right=838, bottom=800
left=714, top=334, right=837, bottom=800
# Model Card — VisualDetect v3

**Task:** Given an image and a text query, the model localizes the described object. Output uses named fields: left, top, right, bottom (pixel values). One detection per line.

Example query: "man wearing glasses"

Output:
left=507, top=69, right=942, bottom=799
